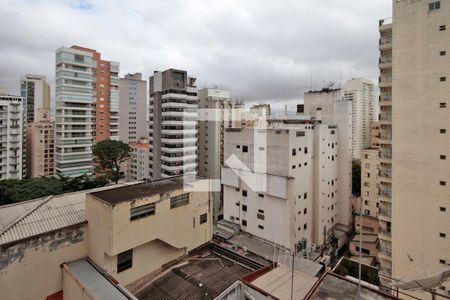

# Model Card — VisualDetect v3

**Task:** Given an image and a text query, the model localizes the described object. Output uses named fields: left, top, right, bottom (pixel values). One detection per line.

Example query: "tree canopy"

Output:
left=0, top=175, right=109, bottom=206
left=93, top=139, right=131, bottom=184
left=352, top=160, right=361, bottom=197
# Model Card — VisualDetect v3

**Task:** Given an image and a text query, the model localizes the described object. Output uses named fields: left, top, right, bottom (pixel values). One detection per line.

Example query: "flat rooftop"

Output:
left=305, top=272, right=397, bottom=300
left=133, top=244, right=267, bottom=300
left=90, top=177, right=186, bottom=205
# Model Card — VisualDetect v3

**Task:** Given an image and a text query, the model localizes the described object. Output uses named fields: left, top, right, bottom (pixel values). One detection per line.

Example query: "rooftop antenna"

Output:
left=339, top=70, right=342, bottom=89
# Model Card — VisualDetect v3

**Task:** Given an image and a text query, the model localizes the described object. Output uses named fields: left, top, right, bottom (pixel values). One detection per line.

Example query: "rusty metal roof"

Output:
left=0, top=183, right=137, bottom=246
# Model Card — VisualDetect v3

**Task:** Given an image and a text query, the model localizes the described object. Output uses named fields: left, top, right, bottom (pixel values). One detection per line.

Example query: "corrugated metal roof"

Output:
left=0, top=183, right=138, bottom=246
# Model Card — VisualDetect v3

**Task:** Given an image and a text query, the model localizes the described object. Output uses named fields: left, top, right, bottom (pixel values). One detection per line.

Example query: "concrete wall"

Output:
left=0, top=225, right=88, bottom=300
left=86, top=179, right=212, bottom=286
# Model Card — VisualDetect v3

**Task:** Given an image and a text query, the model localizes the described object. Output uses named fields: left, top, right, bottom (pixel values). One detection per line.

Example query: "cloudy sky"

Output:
left=0, top=0, right=391, bottom=113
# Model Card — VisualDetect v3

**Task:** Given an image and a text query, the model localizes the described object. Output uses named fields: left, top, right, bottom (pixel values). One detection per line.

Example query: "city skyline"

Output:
left=0, top=0, right=391, bottom=112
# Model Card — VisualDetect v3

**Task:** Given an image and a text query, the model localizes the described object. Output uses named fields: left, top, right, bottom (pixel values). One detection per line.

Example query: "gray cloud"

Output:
left=0, top=0, right=391, bottom=112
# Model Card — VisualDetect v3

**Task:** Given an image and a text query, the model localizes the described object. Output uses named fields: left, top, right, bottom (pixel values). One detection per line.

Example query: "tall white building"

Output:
left=0, top=91, right=23, bottom=180
left=198, top=88, right=243, bottom=221
left=222, top=118, right=339, bottom=250
left=149, top=69, right=198, bottom=179
left=119, top=73, right=147, bottom=144
left=344, top=78, right=377, bottom=160
left=303, top=88, right=354, bottom=231
left=55, top=46, right=119, bottom=177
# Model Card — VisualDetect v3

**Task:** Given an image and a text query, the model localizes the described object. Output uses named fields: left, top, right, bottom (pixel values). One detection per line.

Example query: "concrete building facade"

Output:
left=119, top=73, right=147, bottom=144
left=250, top=103, right=271, bottom=118
left=378, top=1, right=450, bottom=297
left=222, top=119, right=339, bottom=250
left=126, top=139, right=149, bottom=182
left=20, top=74, right=51, bottom=123
left=26, top=109, right=54, bottom=177
left=148, top=69, right=198, bottom=179
left=0, top=177, right=212, bottom=300
left=0, top=91, right=23, bottom=180
left=303, top=88, right=354, bottom=231
left=55, top=46, right=119, bottom=177
left=198, top=88, right=243, bottom=221
left=344, top=78, right=377, bottom=160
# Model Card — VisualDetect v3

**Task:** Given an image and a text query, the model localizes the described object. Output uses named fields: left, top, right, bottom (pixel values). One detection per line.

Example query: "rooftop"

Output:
left=305, top=272, right=397, bottom=300
left=0, top=182, right=137, bottom=246
left=132, top=243, right=268, bottom=300
left=89, top=177, right=188, bottom=205
left=63, top=259, right=137, bottom=300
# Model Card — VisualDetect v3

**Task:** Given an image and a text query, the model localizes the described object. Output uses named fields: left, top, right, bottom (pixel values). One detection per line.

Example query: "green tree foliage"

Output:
left=0, top=175, right=109, bottom=206
left=352, top=160, right=361, bottom=197
left=93, top=139, right=131, bottom=184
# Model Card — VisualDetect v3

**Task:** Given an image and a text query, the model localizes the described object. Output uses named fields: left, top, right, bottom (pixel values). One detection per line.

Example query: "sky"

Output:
left=0, top=0, right=391, bottom=113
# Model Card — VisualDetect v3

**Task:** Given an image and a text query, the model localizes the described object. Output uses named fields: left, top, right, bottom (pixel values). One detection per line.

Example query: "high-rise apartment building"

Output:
left=0, top=91, right=23, bottom=180
left=119, top=73, right=147, bottom=144
left=303, top=88, right=354, bottom=231
left=344, top=78, right=377, bottom=160
left=148, top=69, right=198, bottom=179
left=378, top=1, right=450, bottom=297
left=27, top=109, right=54, bottom=177
left=126, top=138, right=149, bottom=182
left=55, top=46, right=119, bottom=177
left=20, top=74, right=51, bottom=123
left=370, top=122, right=380, bottom=148
left=222, top=118, right=339, bottom=250
left=21, top=75, right=51, bottom=178
left=198, top=88, right=243, bottom=221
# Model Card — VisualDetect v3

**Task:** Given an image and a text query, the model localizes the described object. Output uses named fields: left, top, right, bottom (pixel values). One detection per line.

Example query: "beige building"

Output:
left=344, top=78, right=377, bottom=160
left=26, top=109, right=54, bottom=177
left=0, top=176, right=212, bottom=300
left=379, top=1, right=450, bottom=297
left=371, top=122, right=380, bottom=148
left=197, top=88, right=243, bottom=221
left=222, top=118, right=339, bottom=250
left=126, top=138, right=149, bottom=182
left=303, top=88, right=354, bottom=231
left=119, top=73, right=147, bottom=144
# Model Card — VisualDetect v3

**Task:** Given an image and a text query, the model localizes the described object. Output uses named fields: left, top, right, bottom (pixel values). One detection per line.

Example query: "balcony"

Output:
left=379, top=95, right=392, bottom=106
left=379, top=169, right=392, bottom=183
left=379, top=207, right=392, bottom=219
left=379, top=40, right=392, bottom=51
left=379, top=18, right=393, bottom=32
left=379, top=247, right=392, bottom=257
left=379, top=111, right=392, bottom=123
left=379, top=228, right=392, bottom=240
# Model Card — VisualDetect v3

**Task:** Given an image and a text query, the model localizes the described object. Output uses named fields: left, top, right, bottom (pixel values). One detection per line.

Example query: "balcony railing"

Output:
left=379, top=190, right=392, bottom=198
left=379, top=228, right=392, bottom=237
left=380, top=112, right=392, bottom=121
left=379, top=133, right=392, bottom=139
left=379, top=207, right=392, bottom=218
left=379, top=247, right=392, bottom=256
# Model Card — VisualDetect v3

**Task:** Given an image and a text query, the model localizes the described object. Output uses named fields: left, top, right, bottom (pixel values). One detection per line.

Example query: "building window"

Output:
left=242, top=190, right=247, bottom=197
left=257, top=213, right=265, bottom=220
left=236, top=145, right=240, bottom=149
left=303, top=223, right=307, bottom=230
left=242, top=205, right=247, bottom=212
left=258, top=193, right=264, bottom=198
left=258, top=225, right=264, bottom=230
left=304, top=208, right=307, bottom=214
left=440, top=102, right=447, bottom=108
left=292, top=165, right=296, bottom=169
left=440, top=51, right=447, bottom=56
left=429, top=1, right=441, bottom=11
left=304, top=192, right=307, bottom=199
left=304, top=147, right=308, bottom=154
left=440, top=207, right=446, bottom=212
left=356, top=246, right=371, bottom=256
left=296, top=131, right=305, bottom=137
left=439, top=25, right=446, bottom=31
left=243, top=145, right=248, bottom=152
left=242, top=219, right=247, bottom=226
left=200, top=213, right=208, bottom=224
left=130, top=203, right=155, bottom=221
left=440, top=77, right=447, bottom=82
left=440, top=129, right=447, bottom=134
left=117, top=249, right=133, bottom=273
left=440, top=155, right=446, bottom=160
left=292, top=148, right=296, bottom=156
left=170, top=193, right=189, bottom=209
left=439, top=232, right=446, bottom=238
left=439, top=259, right=446, bottom=265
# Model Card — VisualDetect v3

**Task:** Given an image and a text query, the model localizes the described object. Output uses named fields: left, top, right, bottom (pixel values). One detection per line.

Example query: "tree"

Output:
left=352, top=160, right=361, bottom=197
left=93, top=139, right=131, bottom=184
